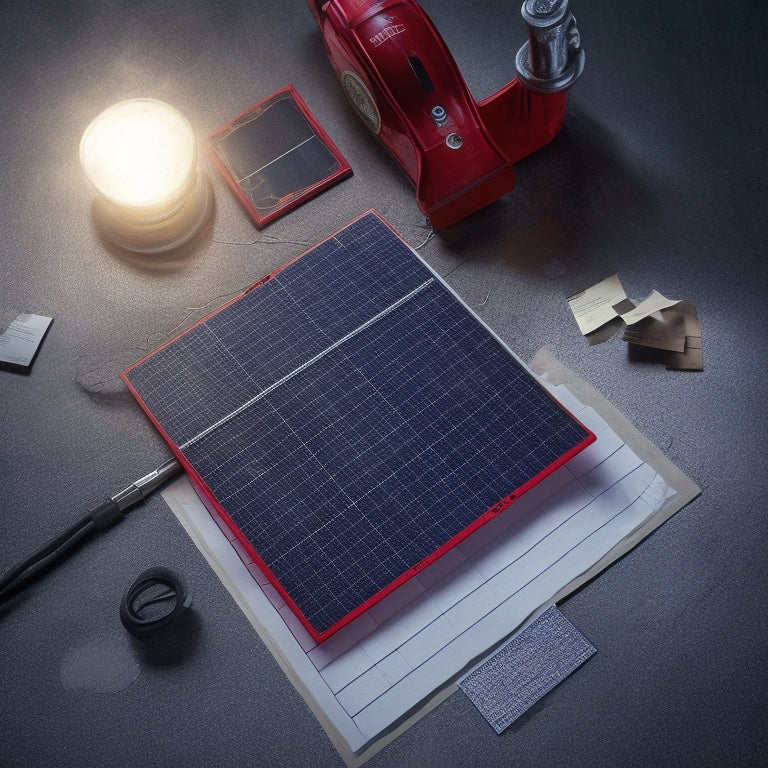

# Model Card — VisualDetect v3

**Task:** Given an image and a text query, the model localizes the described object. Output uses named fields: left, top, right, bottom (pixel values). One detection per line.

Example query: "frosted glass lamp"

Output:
left=80, top=99, right=212, bottom=254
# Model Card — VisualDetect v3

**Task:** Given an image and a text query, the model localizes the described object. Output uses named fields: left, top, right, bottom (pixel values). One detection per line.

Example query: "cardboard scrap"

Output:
left=568, top=277, right=702, bottom=371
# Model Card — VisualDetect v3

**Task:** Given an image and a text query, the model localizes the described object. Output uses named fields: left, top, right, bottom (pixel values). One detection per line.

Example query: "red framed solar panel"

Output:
left=121, top=211, right=595, bottom=643
left=205, top=84, right=352, bottom=228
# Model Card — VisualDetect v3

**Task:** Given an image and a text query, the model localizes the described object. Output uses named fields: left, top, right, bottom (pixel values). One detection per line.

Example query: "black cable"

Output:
left=0, top=516, right=95, bottom=598
left=120, top=566, right=191, bottom=636
left=0, top=458, right=181, bottom=605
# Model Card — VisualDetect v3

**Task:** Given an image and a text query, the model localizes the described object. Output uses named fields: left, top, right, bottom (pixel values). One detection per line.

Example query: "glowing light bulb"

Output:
left=80, top=99, right=212, bottom=254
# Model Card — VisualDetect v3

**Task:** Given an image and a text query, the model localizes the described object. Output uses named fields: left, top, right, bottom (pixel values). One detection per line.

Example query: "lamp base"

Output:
left=91, top=169, right=213, bottom=255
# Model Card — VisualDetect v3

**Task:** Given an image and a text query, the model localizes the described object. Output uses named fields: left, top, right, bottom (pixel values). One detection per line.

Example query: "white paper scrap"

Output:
left=619, top=289, right=679, bottom=326
left=0, top=313, right=53, bottom=368
left=567, top=274, right=627, bottom=335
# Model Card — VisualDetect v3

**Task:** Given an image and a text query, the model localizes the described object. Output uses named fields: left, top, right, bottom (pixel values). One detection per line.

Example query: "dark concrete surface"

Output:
left=1, top=2, right=766, bottom=766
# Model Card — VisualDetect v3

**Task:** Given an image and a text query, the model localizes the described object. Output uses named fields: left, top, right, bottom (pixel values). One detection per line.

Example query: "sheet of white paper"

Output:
left=566, top=274, right=627, bottom=335
left=162, top=376, right=686, bottom=766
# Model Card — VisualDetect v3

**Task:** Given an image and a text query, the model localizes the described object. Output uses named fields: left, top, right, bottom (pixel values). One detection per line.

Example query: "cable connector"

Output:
left=110, top=458, right=182, bottom=513
left=89, top=458, right=182, bottom=530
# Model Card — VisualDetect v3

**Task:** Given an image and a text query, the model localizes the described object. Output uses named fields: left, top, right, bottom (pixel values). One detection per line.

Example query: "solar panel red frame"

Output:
left=121, top=211, right=595, bottom=643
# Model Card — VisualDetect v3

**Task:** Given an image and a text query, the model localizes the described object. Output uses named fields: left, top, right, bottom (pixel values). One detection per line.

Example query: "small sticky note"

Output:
left=459, top=606, right=596, bottom=733
left=0, top=313, right=53, bottom=370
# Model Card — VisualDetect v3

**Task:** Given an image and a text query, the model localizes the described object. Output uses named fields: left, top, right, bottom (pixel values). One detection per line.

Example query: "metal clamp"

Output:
left=515, top=0, right=585, bottom=93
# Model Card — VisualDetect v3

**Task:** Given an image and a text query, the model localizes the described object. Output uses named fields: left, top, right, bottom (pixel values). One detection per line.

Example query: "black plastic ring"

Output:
left=120, top=566, right=191, bottom=637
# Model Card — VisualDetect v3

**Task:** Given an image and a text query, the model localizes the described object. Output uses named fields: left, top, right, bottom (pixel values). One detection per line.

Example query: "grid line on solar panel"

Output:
left=180, top=278, right=435, bottom=450
left=125, top=215, right=432, bottom=447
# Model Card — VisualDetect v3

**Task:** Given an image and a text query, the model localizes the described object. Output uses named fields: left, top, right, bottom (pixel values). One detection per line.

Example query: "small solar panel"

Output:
left=205, top=84, right=351, bottom=227
left=122, top=212, right=594, bottom=642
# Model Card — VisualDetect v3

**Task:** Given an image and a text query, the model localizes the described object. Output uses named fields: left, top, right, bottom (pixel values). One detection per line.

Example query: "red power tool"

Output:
left=307, top=0, right=584, bottom=227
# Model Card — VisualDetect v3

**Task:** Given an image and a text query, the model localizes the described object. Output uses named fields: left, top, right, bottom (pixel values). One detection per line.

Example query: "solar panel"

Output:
left=122, top=211, right=595, bottom=642
left=205, top=85, right=352, bottom=227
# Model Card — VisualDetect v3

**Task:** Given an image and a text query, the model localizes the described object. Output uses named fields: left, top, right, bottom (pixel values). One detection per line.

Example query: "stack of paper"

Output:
left=567, top=275, right=703, bottom=370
